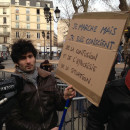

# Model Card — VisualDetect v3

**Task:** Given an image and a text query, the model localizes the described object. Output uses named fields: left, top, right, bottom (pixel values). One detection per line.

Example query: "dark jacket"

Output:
left=6, top=67, right=66, bottom=130
left=87, top=78, right=130, bottom=130
left=0, top=98, right=17, bottom=130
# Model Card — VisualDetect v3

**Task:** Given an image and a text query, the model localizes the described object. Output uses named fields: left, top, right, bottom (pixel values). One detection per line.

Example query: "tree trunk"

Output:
left=119, top=0, right=129, bottom=11
left=72, top=0, right=79, bottom=13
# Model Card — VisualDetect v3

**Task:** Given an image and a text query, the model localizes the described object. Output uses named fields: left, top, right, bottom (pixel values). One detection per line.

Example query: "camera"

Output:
left=0, top=74, right=24, bottom=105
left=0, top=74, right=24, bottom=127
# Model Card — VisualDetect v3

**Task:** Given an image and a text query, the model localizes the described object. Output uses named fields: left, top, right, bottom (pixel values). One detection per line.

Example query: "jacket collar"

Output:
left=37, top=67, right=51, bottom=78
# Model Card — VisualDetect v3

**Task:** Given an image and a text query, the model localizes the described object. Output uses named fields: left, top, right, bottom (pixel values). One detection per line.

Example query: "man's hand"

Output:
left=51, top=127, right=58, bottom=130
left=64, top=85, right=76, bottom=100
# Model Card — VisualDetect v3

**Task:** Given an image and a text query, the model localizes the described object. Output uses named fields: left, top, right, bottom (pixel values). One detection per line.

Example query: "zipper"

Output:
left=35, top=85, right=45, bottom=129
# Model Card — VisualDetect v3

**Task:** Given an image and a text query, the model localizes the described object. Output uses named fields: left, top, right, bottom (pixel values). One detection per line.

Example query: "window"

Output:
left=26, top=8, right=30, bottom=14
left=3, top=17, right=6, bottom=24
left=16, top=8, right=19, bottom=13
left=26, top=16, right=30, bottom=21
left=27, top=23, right=30, bottom=29
left=37, top=9, right=40, bottom=15
left=37, top=16, right=40, bottom=22
left=3, top=8, right=7, bottom=14
left=37, top=24, right=40, bottom=29
left=4, top=37, right=7, bottom=43
left=37, top=33, right=40, bottom=39
left=16, top=32, right=19, bottom=38
left=16, top=22, right=19, bottom=28
left=26, top=32, right=30, bottom=38
left=15, top=0, right=19, bottom=5
left=36, top=2, right=40, bottom=7
left=16, top=15, right=19, bottom=20
left=26, top=1, right=30, bottom=6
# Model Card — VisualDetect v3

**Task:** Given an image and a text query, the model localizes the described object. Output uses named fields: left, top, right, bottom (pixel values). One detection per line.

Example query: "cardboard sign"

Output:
left=56, top=12, right=129, bottom=106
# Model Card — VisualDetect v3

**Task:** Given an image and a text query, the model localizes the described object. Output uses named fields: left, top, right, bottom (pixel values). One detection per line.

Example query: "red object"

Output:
left=125, top=70, right=130, bottom=90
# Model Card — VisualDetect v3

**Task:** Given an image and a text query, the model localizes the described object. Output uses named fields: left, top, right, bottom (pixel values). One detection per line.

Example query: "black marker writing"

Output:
left=71, top=68, right=91, bottom=84
left=76, top=36, right=85, bottom=43
left=78, top=24, right=98, bottom=32
left=76, top=49, right=98, bottom=61
left=86, top=37, right=115, bottom=50
left=72, top=23, right=78, bottom=30
left=100, top=26, right=117, bottom=35
left=73, top=57, right=97, bottom=72
left=65, top=45, right=74, bottom=52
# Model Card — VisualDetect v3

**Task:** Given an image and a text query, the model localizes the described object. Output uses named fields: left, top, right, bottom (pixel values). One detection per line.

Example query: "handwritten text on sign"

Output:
left=57, top=41, right=116, bottom=106
left=61, top=43, right=98, bottom=85
left=56, top=15, right=127, bottom=106
left=66, top=19, right=126, bottom=50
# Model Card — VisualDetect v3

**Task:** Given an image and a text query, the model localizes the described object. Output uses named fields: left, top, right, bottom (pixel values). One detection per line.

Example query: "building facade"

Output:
left=0, top=0, right=11, bottom=47
left=57, top=19, right=69, bottom=47
left=10, top=0, right=54, bottom=52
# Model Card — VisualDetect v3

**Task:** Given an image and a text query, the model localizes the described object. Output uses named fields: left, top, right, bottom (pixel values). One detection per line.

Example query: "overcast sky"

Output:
left=53, top=0, right=130, bottom=12
left=52, top=0, right=130, bottom=33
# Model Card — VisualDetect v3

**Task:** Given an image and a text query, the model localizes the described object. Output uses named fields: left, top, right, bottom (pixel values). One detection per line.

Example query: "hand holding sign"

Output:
left=64, top=85, right=76, bottom=100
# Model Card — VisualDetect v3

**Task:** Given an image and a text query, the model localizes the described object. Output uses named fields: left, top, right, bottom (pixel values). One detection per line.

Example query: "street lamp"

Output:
left=42, top=31, right=45, bottom=59
left=44, top=4, right=60, bottom=60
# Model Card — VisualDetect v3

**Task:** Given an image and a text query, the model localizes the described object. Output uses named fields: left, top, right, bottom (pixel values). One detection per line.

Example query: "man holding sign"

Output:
left=6, top=39, right=76, bottom=130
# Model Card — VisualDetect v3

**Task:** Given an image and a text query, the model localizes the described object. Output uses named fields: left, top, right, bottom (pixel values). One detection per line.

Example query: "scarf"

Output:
left=16, top=67, right=38, bottom=86
left=125, top=70, right=130, bottom=90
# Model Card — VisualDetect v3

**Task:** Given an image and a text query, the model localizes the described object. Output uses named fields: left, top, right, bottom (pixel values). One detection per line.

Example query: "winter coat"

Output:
left=87, top=78, right=130, bottom=130
left=6, top=67, right=66, bottom=130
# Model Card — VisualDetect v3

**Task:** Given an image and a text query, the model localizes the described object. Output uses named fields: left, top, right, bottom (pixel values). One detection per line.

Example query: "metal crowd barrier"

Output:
left=57, top=82, right=91, bottom=130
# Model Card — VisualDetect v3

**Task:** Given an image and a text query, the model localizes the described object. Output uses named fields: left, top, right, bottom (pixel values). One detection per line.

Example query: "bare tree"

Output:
left=57, top=0, right=96, bottom=13
left=101, top=0, right=130, bottom=11
left=119, top=0, right=129, bottom=11
left=55, top=0, right=96, bottom=34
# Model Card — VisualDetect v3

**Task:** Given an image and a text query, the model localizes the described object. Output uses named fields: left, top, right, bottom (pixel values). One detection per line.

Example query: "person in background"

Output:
left=40, top=59, right=53, bottom=72
left=107, top=58, right=117, bottom=82
left=117, top=41, right=123, bottom=64
left=121, top=54, right=130, bottom=77
left=6, top=39, right=76, bottom=130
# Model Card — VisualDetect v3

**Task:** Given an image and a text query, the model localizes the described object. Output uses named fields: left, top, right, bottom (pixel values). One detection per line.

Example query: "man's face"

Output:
left=17, top=52, right=36, bottom=73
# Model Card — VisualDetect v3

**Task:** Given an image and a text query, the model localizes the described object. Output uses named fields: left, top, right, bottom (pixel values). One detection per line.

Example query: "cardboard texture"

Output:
left=56, top=12, right=129, bottom=106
